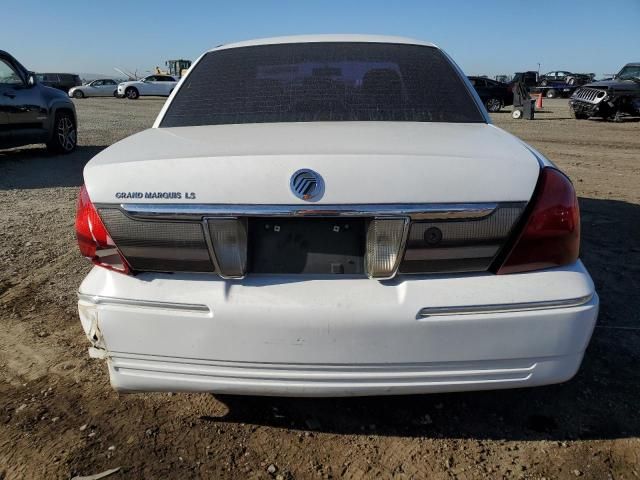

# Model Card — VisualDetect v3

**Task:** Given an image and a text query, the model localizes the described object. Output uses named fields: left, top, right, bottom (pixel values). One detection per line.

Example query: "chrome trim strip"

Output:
left=78, top=293, right=211, bottom=314
left=120, top=203, right=499, bottom=221
left=417, top=294, right=594, bottom=318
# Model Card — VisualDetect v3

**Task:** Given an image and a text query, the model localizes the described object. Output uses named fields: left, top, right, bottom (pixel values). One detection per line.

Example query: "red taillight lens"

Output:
left=497, top=168, right=580, bottom=274
left=76, top=185, right=130, bottom=274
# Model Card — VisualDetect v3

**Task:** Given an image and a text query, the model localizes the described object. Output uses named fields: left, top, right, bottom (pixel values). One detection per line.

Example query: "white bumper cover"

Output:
left=78, top=262, right=598, bottom=396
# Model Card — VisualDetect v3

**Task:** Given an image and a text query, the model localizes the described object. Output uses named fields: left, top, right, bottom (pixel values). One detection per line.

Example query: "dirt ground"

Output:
left=0, top=98, right=639, bottom=479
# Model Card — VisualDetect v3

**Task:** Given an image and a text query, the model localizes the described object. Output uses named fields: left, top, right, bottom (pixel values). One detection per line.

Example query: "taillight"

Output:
left=496, top=167, right=580, bottom=274
left=76, top=185, right=130, bottom=274
left=365, top=218, right=408, bottom=278
left=205, top=218, right=248, bottom=278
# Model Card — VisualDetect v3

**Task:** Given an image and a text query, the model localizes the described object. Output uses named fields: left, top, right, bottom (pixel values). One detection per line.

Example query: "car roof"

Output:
left=210, top=34, right=437, bottom=52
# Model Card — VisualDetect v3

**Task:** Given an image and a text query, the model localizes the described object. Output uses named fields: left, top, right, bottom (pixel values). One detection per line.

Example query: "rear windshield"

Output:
left=160, top=42, right=484, bottom=127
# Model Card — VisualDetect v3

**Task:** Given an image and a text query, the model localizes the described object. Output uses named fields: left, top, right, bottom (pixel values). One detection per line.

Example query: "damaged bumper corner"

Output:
left=569, top=99, right=602, bottom=117
left=77, top=294, right=108, bottom=359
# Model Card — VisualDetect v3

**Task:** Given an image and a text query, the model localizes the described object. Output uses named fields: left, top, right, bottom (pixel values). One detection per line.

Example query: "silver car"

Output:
left=69, top=79, right=118, bottom=98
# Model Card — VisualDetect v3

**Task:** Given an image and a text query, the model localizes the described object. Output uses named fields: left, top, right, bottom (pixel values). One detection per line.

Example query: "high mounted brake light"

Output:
left=496, top=167, right=580, bottom=274
left=76, top=185, right=130, bottom=274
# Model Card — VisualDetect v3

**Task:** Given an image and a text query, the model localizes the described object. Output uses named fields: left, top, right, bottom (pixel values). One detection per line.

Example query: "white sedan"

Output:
left=76, top=35, right=598, bottom=397
left=69, top=79, right=118, bottom=98
left=116, top=74, right=177, bottom=99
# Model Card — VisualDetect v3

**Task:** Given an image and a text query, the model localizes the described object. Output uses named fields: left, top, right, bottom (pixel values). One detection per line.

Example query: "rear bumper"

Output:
left=78, top=261, right=598, bottom=396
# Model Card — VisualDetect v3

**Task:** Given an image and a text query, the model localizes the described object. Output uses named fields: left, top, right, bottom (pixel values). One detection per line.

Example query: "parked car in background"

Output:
left=570, top=62, right=640, bottom=121
left=468, top=76, right=513, bottom=112
left=69, top=79, right=118, bottom=98
left=539, top=71, right=592, bottom=86
left=1, top=50, right=77, bottom=153
left=511, top=71, right=576, bottom=98
left=116, top=75, right=178, bottom=99
left=494, top=74, right=511, bottom=83
left=35, top=72, right=82, bottom=92
left=76, top=35, right=598, bottom=397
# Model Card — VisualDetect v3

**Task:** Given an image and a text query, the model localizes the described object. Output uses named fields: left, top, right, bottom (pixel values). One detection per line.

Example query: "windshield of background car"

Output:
left=618, top=65, right=640, bottom=80
left=160, top=42, right=485, bottom=127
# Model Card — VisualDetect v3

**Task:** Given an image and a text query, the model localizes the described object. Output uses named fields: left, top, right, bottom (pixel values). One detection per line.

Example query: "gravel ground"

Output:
left=0, top=97, right=639, bottom=479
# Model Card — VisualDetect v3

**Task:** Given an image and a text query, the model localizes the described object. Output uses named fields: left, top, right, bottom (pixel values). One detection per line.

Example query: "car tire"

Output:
left=612, top=112, right=625, bottom=123
left=567, top=76, right=576, bottom=86
left=485, top=98, right=502, bottom=112
left=46, top=111, right=77, bottom=154
left=512, top=109, right=522, bottom=119
left=540, top=79, right=548, bottom=87
left=113, top=90, right=118, bottom=97
left=570, top=109, right=589, bottom=120
left=72, top=90, right=84, bottom=99
left=546, top=89, right=558, bottom=98
left=125, top=87, right=139, bottom=100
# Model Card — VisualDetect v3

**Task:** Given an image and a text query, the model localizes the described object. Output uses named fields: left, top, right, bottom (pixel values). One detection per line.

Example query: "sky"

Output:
left=2, top=0, right=639, bottom=79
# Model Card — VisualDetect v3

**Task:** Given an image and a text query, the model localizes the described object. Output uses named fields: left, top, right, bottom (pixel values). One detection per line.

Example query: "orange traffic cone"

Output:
left=534, top=93, right=543, bottom=109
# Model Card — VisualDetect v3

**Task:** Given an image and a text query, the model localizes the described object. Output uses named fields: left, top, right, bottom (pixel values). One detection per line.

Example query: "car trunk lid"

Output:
left=83, top=122, right=541, bottom=278
left=84, top=122, right=539, bottom=204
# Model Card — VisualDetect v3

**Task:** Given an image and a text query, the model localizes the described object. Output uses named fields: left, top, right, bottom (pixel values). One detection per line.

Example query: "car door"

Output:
left=0, top=105, right=10, bottom=148
left=93, top=80, right=111, bottom=96
left=0, top=57, right=47, bottom=145
left=86, top=80, right=101, bottom=96
left=144, top=76, right=162, bottom=95
left=102, top=79, right=117, bottom=96
left=155, top=76, right=173, bottom=95
left=470, top=78, right=489, bottom=102
left=162, top=76, right=177, bottom=95
left=47, top=73, right=61, bottom=90
left=0, top=59, right=16, bottom=147
left=58, top=74, right=73, bottom=92
left=483, top=78, right=497, bottom=96
left=486, top=79, right=510, bottom=105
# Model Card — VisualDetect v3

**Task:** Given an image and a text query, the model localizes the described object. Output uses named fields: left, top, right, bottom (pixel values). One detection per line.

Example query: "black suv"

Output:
left=570, top=63, right=640, bottom=121
left=0, top=51, right=77, bottom=153
left=35, top=72, right=82, bottom=92
left=468, top=76, right=513, bottom=112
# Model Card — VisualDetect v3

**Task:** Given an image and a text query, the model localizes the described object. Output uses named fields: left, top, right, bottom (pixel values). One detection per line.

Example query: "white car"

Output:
left=69, top=79, right=119, bottom=98
left=116, top=74, right=177, bottom=99
left=76, top=35, right=598, bottom=397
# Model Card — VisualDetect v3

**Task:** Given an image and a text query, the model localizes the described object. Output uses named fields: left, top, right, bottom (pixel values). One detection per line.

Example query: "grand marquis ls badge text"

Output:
left=115, top=191, right=197, bottom=200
